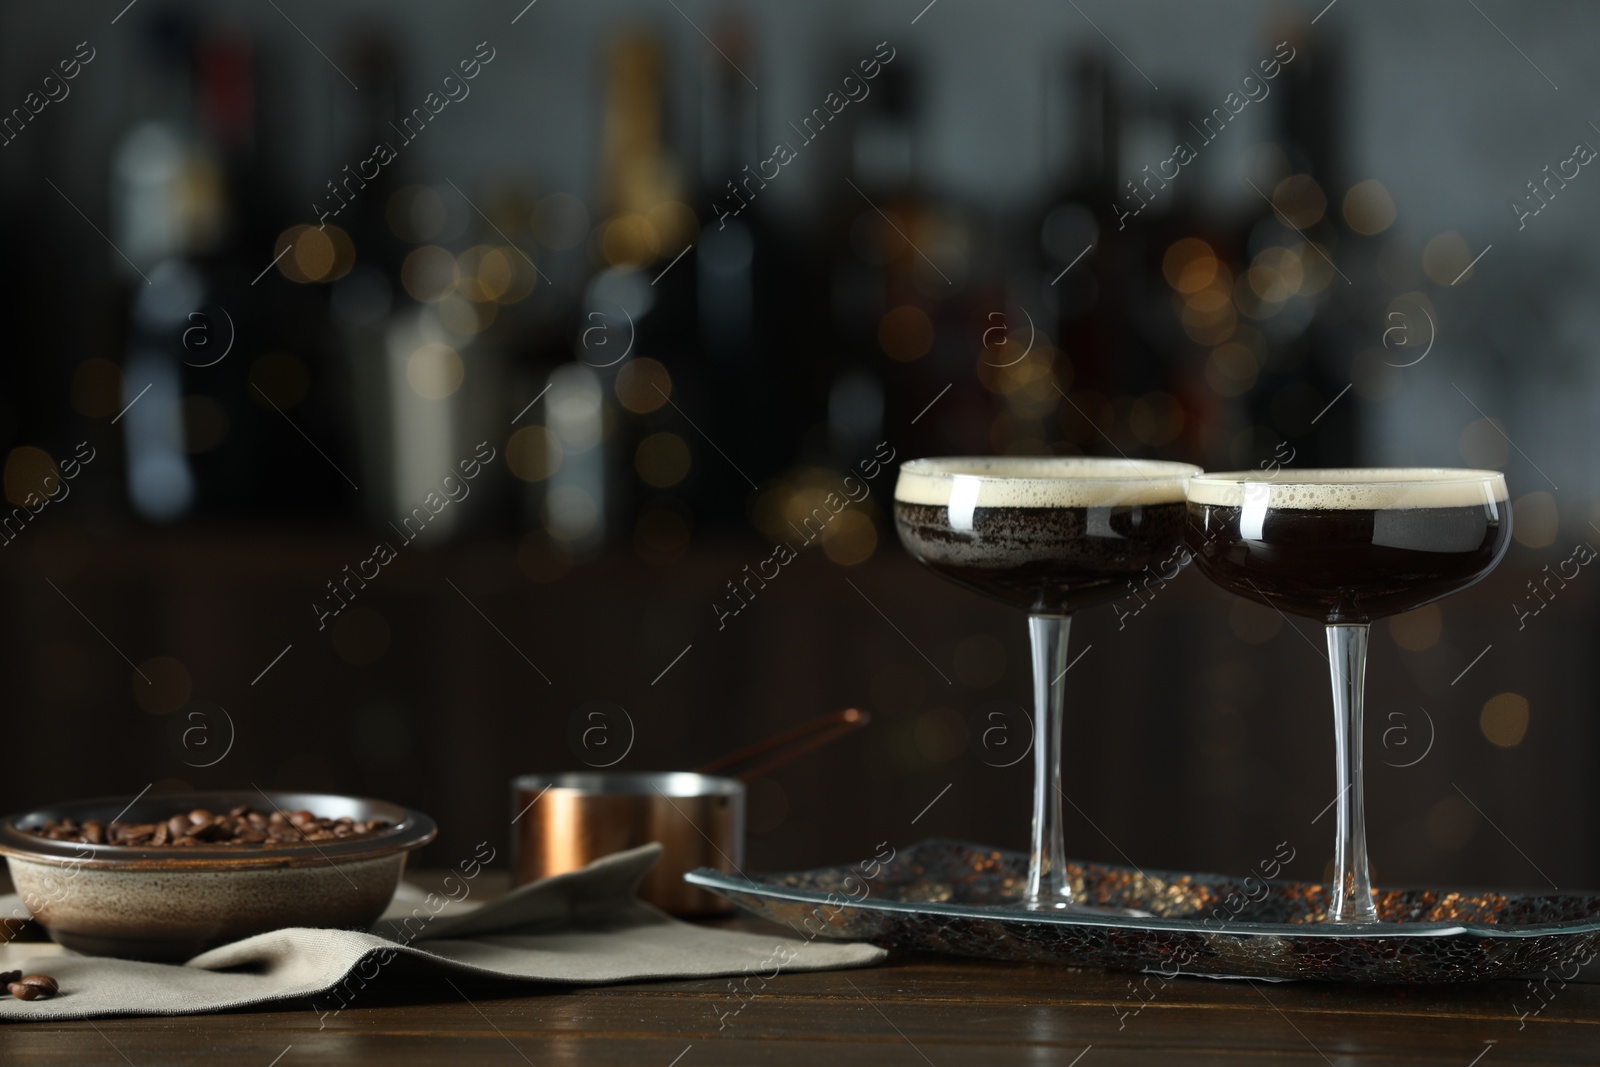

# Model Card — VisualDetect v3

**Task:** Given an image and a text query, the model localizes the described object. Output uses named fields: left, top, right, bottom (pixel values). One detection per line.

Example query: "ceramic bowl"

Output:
left=0, top=791, right=436, bottom=961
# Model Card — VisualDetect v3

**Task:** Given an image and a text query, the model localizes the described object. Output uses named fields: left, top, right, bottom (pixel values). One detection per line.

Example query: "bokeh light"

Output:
left=506, top=425, right=563, bottom=482
left=1343, top=179, right=1396, bottom=235
left=1480, top=692, right=1530, bottom=748
left=635, top=432, right=691, bottom=488
left=406, top=343, right=465, bottom=399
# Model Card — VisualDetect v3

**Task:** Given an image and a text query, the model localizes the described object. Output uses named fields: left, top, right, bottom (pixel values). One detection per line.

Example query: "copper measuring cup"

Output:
left=511, top=708, right=868, bottom=916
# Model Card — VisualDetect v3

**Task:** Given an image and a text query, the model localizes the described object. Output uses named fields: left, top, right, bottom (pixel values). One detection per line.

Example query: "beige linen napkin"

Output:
left=0, top=844, right=884, bottom=1022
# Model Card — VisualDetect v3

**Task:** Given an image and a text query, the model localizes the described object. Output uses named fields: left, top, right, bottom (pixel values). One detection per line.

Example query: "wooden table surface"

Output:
left=0, top=895, right=1594, bottom=1064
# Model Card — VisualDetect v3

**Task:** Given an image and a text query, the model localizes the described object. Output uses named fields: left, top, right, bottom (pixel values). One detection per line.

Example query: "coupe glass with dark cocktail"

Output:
left=894, top=457, right=1201, bottom=911
left=1186, top=468, right=1511, bottom=922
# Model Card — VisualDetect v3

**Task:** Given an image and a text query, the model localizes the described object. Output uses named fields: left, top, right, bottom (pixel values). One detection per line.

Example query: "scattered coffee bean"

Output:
left=26, top=809, right=392, bottom=848
left=0, top=970, right=18, bottom=985
left=6, top=974, right=57, bottom=1001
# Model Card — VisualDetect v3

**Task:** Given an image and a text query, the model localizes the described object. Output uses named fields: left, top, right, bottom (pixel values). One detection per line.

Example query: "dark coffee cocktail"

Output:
left=1184, top=469, right=1510, bottom=923
left=894, top=457, right=1200, bottom=911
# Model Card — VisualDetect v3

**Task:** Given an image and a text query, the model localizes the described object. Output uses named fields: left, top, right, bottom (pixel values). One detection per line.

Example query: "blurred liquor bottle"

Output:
left=543, top=28, right=693, bottom=554
left=1038, top=49, right=1117, bottom=403
left=826, top=56, right=971, bottom=461
left=110, top=13, right=226, bottom=522
left=694, top=15, right=798, bottom=525
left=1235, top=20, right=1354, bottom=470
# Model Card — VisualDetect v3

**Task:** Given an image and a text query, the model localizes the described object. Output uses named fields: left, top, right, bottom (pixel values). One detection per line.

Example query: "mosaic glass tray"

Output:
left=686, top=839, right=1600, bottom=983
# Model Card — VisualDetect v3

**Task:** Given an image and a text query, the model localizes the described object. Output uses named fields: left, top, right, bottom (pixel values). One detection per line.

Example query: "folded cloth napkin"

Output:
left=0, top=844, right=884, bottom=1022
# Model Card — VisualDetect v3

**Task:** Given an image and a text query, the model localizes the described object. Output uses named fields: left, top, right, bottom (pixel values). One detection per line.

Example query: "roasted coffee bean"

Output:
left=27, top=809, right=392, bottom=849
left=7, top=974, right=57, bottom=1001
left=0, top=970, right=19, bottom=985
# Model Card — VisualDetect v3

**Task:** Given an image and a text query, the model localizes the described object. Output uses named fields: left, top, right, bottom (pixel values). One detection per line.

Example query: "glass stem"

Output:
left=1025, top=613, right=1073, bottom=910
left=1325, top=623, right=1378, bottom=923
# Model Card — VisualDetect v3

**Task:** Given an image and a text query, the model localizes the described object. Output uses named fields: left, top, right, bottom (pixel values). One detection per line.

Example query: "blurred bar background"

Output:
left=0, top=0, right=1594, bottom=891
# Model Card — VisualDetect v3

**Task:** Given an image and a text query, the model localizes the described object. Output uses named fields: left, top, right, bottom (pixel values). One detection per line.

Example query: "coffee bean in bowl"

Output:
left=0, top=792, right=435, bottom=962
left=26, top=806, right=393, bottom=847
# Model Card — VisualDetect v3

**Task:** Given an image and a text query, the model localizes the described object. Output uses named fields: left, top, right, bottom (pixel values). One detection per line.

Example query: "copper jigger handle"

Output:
left=695, top=708, right=870, bottom=783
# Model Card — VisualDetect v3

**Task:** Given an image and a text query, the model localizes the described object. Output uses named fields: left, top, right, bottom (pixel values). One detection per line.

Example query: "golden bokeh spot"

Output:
left=615, top=358, right=672, bottom=414
left=133, top=656, right=192, bottom=715
left=820, top=509, right=877, bottom=565
left=3, top=446, right=59, bottom=507
left=1512, top=491, right=1558, bottom=549
left=331, top=606, right=391, bottom=665
left=72, top=358, right=124, bottom=418
left=476, top=247, right=516, bottom=302
left=1248, top=247, right=1305, bottom=302
left=1129, top=392, right=1185, bottom=446
left=600, top=213, right=661, bottom=267
left=1163, top=238, right=1217, bottom=293
left=1481, top=692, right=1530, bottom=748
left=1388, top=604, right=1442, bottom=651
left=401, top=245, right=457, bottom=303
left=1186, top=288, right=1231, bottom=313
left=1343, top=179, right=1396, bottom=236
left=273, top=226, right=313, bottom=283
left=454, top=246, right=496, bottom=302
left=1205, top=343, right=1258, bottom=397
left=1422, top=231, right=1473, bottom=285
left=915, top=707, right=968, bottom=764
left=634, top=508, right=691, bottom=567
left=1425, top=795, right=1479, bottom=851
left=292, top=227, right=336, bottom=282
left=531, top=192, right=590, bottom=250
left=249, top=352, right=309, bottom=408
left=406, top=343, right=465, bottom=400
left=1272, top=174, right=1326, bottom=229
left=878, top=305, right=935, bottom=362
left=507, top=425, right=563, bottom=482
left=322, top=225, right=355, bottom=283
left=517, top=532, right=572, bottom=582
left=1229, top=597, right=1282, bottom=644
left=492, top=247, right=539, bottom=305
left=635, top=432, right=691, bottom=488
left=181, top=395, right=229, bottom=454
left=1459, top=418, right=1509, bottom=469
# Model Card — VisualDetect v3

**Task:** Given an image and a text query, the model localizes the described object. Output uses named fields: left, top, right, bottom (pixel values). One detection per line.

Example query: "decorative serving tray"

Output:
left=686, top=839, right=1600, bottom=982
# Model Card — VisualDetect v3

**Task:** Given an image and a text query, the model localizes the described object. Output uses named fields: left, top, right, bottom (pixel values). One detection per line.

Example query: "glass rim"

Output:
left=897, top=456, right=1203, bottom=483
left=1187, top=467, right=1507, bottom=488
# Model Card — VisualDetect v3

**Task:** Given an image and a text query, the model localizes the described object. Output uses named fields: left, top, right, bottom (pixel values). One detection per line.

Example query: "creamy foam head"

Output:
left=1186, top=468, right=1509, bottom=510
left=894, top=457, right=1201, bottom=508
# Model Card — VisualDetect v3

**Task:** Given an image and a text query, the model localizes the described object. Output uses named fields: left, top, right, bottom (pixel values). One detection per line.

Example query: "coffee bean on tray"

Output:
left=26, top=809, right=392, bottom=849
left=7, top=974, right=58, bottom=1001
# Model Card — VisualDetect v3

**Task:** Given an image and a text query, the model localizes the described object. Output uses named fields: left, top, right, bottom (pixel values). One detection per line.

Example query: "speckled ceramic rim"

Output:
left=685, top=864, right=1600, bottom=940
left=0, top=791, right=436, bottom=871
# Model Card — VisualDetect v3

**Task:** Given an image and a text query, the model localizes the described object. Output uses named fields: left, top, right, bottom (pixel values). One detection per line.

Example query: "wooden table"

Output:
left=1, top=915, right=1594, bottom=1065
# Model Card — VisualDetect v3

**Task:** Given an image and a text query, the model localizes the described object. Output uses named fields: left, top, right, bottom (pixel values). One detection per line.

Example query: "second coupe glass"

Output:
left=1186, top=468, right=1511, bottom=922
